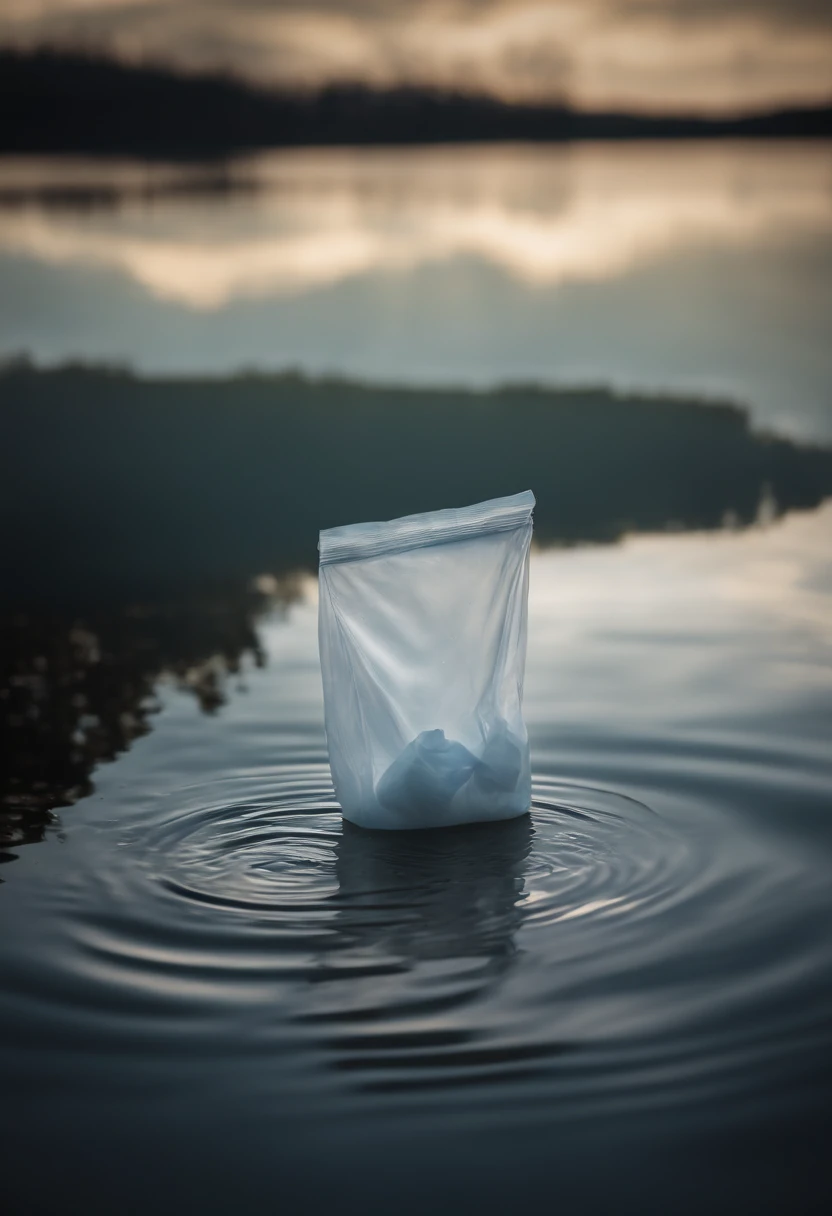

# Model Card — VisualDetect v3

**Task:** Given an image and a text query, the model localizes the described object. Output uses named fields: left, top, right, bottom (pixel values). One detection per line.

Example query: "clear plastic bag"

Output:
left=318, top=491, right=534, bottom=830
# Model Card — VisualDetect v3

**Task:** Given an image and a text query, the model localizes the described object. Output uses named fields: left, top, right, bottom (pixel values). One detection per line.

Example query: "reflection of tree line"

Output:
left=0, top=167, right=257, bottom=215
left=0, top=580, right=302, bottom=858
left=4, top=362, right=831, bottom=600
left=1, top=361, right=831, bottom=856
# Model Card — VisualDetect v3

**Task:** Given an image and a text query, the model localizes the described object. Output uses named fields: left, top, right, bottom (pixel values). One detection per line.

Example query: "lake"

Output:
left=1, top=141, right=831, bottom=438
left=1, top=143, right=831, bottom=1215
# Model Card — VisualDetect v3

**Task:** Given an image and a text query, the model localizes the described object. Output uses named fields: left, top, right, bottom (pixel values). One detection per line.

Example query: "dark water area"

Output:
left=0, top=580, right=304, bottom=837
left=3, top=519, right=832, bottom=1211
left=2, top=369, right=832, bottom=1214
left=4, top=362, right=831, bottom=597
left=2, top=146, right=832, bottom=1214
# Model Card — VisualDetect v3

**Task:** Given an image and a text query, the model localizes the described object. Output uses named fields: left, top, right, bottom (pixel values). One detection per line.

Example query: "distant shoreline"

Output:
left=3, top=359, right=832, bottom=605
left=2, top=49, right=831, bottom=158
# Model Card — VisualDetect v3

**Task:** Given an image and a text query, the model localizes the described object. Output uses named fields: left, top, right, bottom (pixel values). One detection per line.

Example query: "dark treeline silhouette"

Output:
left=2, top=359, right=832, bottom=850
left=2, top=49, right=831, bottom=157
left=0, top=577, right=302, bottom=852
left=3, top=360, right=832, bottom=603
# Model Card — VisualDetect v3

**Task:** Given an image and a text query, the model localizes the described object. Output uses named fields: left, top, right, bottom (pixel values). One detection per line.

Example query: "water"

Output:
left=1, top=141, right=831, bottom=439
left=3, top=507, right=832, bottom=1213
left=2, top=144, right=832, bottom=1214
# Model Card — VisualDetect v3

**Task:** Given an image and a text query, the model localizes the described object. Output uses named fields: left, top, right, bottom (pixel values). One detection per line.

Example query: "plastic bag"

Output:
left=318, top=491, right=534, bottom=830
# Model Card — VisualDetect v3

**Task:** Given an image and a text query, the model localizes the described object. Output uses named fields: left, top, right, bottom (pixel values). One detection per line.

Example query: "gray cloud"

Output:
left=612, top=0, right=832, bottom=27
left=2, top=1, right=830, bottom=111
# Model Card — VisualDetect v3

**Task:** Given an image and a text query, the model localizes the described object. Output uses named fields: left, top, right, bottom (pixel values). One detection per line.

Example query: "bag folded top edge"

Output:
left=318, top=490, right=535, bottom=567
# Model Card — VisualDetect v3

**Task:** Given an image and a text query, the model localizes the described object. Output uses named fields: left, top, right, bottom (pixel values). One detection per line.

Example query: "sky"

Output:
left=2, top=1, right=832, bottom=114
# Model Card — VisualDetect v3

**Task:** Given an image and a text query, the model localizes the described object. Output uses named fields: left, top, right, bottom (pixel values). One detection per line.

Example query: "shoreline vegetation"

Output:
left=2, top=49, right=831, bottom=158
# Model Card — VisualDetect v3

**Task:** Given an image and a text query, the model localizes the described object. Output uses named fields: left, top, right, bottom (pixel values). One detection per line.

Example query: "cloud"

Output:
left=2, top=143, right=829, bottom=308
left=612, top=1, right=832, bottom=29
left=2, top=1, right=831, bottom=112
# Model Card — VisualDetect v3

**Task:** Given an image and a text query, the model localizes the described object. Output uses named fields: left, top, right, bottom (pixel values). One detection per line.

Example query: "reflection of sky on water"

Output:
left=527, top=503, right=832, bottom=738
left=1, top=141, right=831, bottom=439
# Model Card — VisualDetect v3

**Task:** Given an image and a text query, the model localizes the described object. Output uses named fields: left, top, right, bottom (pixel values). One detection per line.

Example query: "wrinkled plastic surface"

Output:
left=318, top=491, right=534, bottom=829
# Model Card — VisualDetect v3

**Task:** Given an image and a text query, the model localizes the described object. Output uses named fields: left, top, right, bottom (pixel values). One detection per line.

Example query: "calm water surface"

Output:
left=1, top=141, right=831, bottom=438
left=2, top=142, right=832, bottom=1213
left=3, top=506, right=832, bottom=1213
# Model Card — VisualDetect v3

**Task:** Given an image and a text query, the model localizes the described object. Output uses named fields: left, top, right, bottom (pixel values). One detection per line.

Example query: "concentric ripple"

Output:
left=153, top=801, right=342, bottom=916
left=5, top=759, right=829, bottom=1131
left=132, top=770, right=692, bottom=970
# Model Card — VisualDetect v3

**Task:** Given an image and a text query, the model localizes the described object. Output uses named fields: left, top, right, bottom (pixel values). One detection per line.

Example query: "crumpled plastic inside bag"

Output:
left=376, top=721, right=523, bottom=819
